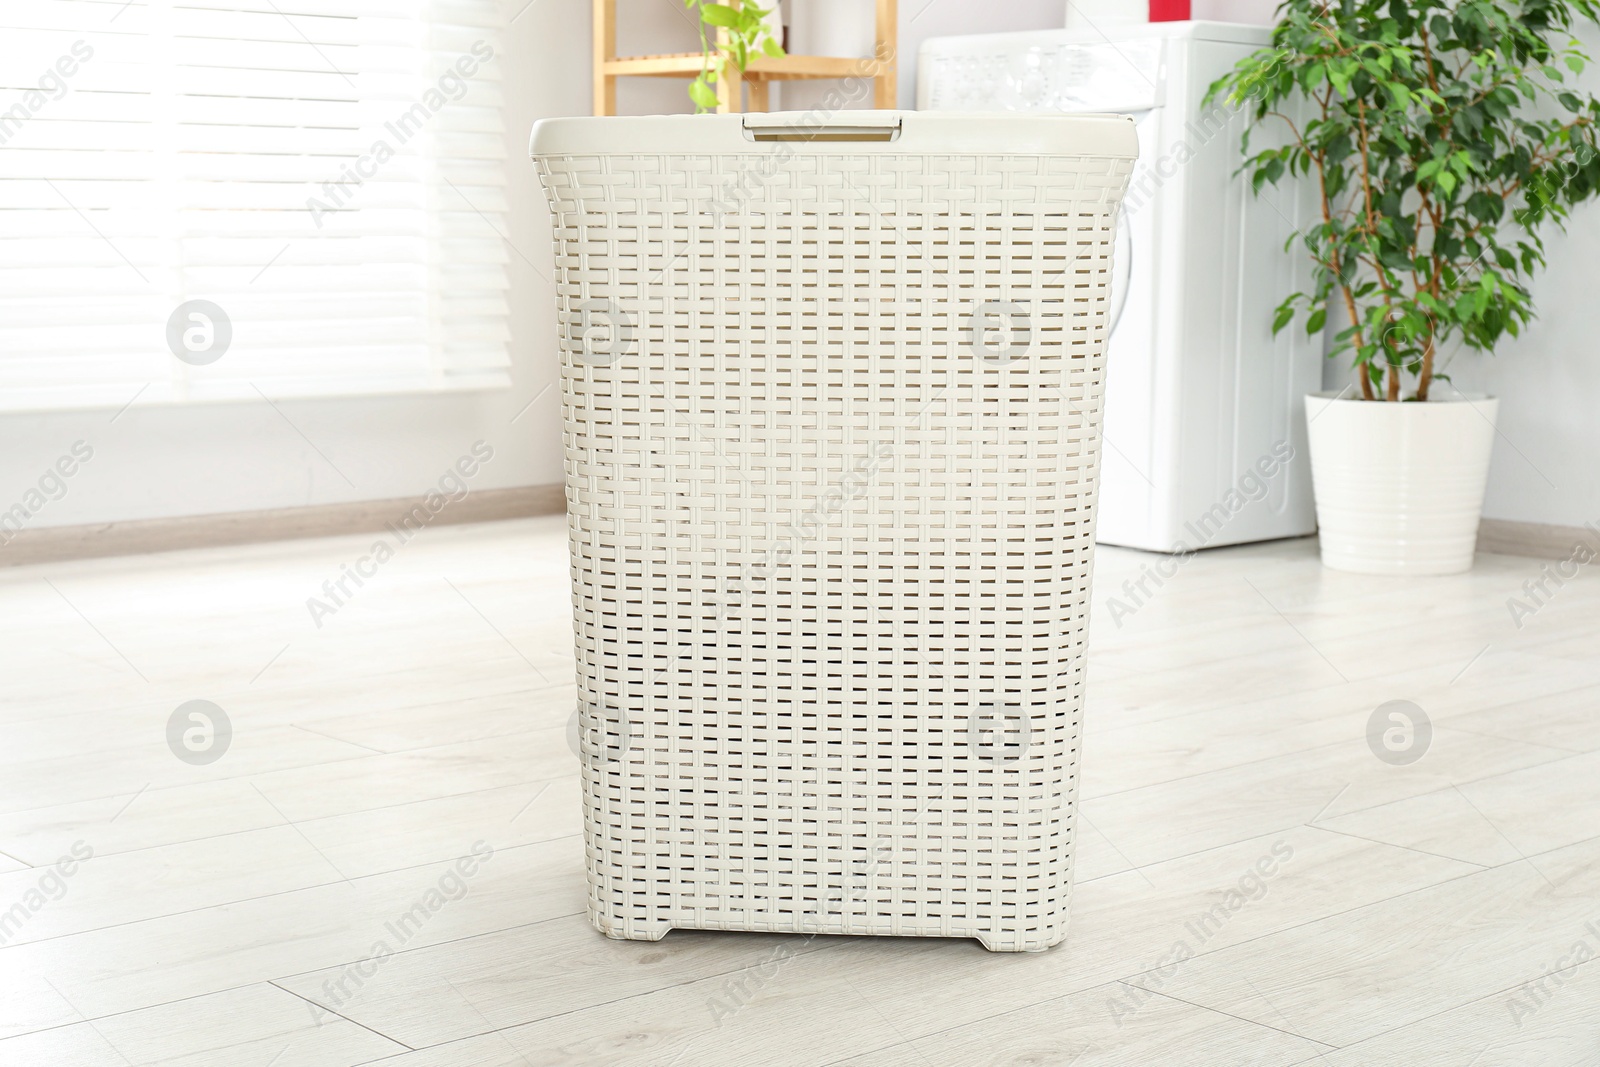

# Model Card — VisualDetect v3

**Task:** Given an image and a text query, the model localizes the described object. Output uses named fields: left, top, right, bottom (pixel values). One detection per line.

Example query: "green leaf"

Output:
left=761, top=37, right=784, bottom=58
left=1273, top=304, right=1296, bottom=336
left=689, top=79, right=718, bottom=108
left=1306, top=307, right=1327, bottom=336
left=700, top=4, right=740, bottom=27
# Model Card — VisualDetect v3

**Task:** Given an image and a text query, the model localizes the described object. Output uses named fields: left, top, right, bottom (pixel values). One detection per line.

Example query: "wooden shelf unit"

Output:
left=592, top=0, right=897, bottom=115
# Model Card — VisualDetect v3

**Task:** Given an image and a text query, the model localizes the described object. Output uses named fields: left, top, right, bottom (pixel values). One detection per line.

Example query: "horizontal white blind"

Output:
left=0, top=0, right=509, bottom=411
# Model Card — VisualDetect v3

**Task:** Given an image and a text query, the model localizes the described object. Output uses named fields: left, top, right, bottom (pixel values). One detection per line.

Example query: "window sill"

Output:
left=0, top=373, right=514, bottom=416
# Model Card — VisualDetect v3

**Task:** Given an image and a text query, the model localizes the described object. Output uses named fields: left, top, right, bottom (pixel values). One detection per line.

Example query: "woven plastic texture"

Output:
left=535, top=123, right=1133, bottom=952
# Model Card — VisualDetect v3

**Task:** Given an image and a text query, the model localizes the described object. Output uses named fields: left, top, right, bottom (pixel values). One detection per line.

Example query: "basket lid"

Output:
left=530, top=110, right=1138, bottom=159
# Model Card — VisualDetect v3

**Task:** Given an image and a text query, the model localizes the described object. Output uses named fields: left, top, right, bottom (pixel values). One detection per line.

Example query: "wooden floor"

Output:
left=2, top=517, right=1597, bottom=1066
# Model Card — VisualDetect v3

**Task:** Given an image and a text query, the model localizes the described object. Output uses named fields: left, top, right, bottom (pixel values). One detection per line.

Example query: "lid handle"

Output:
left=741, top=113, right=903, bottom=142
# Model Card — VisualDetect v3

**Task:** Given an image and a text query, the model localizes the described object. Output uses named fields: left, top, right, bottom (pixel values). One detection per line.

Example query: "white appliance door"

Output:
left=1095, top=108, right=1162, bottom=549
left=1108, top=201, right=1133, bottom=339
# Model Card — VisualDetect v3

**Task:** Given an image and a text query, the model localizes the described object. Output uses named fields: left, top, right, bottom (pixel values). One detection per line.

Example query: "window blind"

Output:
left=0, top=0, right=510, bottom=411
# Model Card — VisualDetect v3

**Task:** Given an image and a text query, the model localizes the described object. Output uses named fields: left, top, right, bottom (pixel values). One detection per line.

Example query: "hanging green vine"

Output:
left=685, top=0, right=785, bottom=112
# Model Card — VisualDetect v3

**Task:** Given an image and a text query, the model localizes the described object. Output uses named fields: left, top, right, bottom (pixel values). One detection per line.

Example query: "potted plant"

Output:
left=685, top=0, right=785, bottom=113
left=1211, top=0, right=1600, bottom=573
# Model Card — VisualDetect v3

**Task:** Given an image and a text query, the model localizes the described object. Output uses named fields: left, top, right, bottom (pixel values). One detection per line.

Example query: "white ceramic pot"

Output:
left=1304, top=392, right=1498, bottom=575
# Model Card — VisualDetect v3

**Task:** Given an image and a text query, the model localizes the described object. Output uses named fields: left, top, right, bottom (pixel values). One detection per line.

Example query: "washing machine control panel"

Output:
left=921, top=38, right=1164, bottom=114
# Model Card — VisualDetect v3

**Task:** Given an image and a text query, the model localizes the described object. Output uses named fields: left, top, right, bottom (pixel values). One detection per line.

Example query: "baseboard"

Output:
left=0, top=484, right=566, bottom=567
left=9, top=495, right=1583, bottom=568
left=1477, top=518, right=1600, bottom=561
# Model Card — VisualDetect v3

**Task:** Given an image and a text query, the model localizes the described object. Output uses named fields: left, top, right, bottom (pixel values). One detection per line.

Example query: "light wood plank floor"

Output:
left=2, top=517, right=1597, bottom=1065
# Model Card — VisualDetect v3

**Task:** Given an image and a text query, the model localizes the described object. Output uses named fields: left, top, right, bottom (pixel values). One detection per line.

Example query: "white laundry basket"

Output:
left=532, top=111, right=1136, bottom=952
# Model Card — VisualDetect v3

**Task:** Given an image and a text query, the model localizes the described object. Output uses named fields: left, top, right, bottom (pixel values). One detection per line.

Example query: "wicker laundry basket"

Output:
left=532, top=111, right=1136, bottom=952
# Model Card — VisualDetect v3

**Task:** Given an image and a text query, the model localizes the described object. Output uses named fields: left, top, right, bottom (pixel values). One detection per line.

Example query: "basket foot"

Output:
left=975, top=932, right=1064, bottom=953
left=594, top=917, right=672, bottom=943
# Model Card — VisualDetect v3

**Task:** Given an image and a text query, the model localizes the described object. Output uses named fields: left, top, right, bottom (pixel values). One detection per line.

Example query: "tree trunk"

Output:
left=1417, top=335, right=1435, bottom=402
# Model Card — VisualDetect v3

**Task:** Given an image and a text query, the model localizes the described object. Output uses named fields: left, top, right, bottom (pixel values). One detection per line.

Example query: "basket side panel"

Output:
left=537, top=148, right=1134, bottom=951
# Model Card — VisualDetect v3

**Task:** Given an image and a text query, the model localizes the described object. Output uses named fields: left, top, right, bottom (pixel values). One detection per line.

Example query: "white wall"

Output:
left=1448, top=204, right=1600, bottom=528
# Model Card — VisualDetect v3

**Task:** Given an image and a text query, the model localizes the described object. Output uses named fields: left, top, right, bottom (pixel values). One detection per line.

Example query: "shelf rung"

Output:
left=603, top=53, right=890, bottom=80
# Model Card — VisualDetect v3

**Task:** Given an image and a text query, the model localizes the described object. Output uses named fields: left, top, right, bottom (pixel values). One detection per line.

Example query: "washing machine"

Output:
left=919, top=22, right=1320, bottom=552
